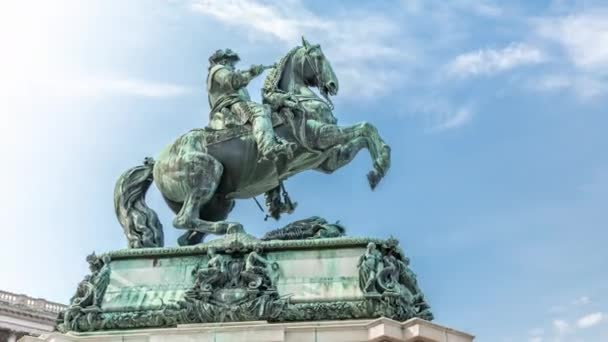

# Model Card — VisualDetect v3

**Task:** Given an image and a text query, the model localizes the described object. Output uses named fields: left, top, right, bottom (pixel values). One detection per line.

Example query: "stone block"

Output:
left=21, top=318, right=474, bottom=342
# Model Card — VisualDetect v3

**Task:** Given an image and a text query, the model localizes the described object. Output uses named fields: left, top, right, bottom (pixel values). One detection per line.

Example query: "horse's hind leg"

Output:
left=177, top=196, right=236, bottom=246
left=161, top=152, right=241, bottom=236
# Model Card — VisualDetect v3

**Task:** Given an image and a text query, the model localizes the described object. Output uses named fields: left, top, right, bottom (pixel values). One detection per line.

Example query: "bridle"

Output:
left=298, top=47, right=334, bottom=111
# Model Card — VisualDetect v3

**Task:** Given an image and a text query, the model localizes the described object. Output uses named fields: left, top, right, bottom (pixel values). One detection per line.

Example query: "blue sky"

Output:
left=1, top=0, right=607, bottom=341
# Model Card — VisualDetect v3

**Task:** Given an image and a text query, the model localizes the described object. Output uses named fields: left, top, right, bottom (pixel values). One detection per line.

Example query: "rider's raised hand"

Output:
left=250, top=64, right=265, bottom=76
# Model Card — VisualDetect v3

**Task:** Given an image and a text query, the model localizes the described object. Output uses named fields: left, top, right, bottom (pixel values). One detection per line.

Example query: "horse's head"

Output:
left=297, top=36, right=339, bottom=99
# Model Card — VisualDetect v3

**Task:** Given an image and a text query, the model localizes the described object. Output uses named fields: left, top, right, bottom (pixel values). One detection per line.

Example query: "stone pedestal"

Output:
left=57, top=232, right=433, bottom=333
left=52, top=228, right=454, bottom=341
left=20, top=318, right=473, bottom=342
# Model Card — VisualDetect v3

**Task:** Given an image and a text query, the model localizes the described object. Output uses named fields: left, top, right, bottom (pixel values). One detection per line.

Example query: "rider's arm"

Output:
left=215, top=66, right=263, bottom=90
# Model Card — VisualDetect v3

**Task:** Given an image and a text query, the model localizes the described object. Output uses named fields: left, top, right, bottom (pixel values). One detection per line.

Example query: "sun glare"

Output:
left=0, top=1, right=90, bottom=102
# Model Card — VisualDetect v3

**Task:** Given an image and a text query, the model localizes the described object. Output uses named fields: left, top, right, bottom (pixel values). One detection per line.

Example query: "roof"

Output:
left=0, top=290, right=67, bottom=330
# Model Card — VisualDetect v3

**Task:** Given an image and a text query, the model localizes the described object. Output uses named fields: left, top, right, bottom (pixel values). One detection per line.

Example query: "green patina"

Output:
left=56, top=37, right=434, bottom=334
left=113, top=37, right=390, bottom=249
left=57, top=226, right=432, bottom=332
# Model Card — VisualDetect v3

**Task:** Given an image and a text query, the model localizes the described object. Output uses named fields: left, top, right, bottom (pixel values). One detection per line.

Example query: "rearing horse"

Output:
left=114, top=38, right=391, bottom=248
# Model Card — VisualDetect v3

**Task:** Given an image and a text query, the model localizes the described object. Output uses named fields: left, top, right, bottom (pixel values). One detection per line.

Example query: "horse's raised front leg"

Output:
left=316, top=136, right=368, bottom=174
left=307, top=120, right=391, bottom=189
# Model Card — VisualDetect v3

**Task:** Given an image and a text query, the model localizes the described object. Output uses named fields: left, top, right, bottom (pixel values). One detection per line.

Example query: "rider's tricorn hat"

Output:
left=209, top=48, right=240, bottom=65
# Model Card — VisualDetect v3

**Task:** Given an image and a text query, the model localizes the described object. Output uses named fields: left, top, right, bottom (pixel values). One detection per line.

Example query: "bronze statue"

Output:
left=357, top=242, right=383, bottom=295
left=190, top=247, right=230, bottom=292
left=57, top=253, right=111, bottom=332
left=243, top=247, right=279, bottom=291
left=114, top=37, right=391, bottom=248
left=206, top=48, right=296, bottom=161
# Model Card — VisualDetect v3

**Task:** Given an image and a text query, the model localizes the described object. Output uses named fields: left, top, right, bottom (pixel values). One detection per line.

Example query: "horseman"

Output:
left=207, top=48, right=296, bottom=161
left=115, top=39, right=391, bottom=248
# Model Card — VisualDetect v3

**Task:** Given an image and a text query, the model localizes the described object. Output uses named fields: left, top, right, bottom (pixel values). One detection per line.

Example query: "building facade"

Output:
left=0, top=290, right=66, bottom=342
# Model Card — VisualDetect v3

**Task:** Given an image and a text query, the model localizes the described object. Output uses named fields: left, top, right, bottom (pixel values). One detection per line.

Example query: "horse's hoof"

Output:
left=177, top=231, right=206, bottom=246
left=367, top=170, right=382, bottom=190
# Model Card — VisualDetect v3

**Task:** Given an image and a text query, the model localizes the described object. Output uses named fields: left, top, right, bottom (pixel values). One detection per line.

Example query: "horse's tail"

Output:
left=114, top=157, right=164, bottom=248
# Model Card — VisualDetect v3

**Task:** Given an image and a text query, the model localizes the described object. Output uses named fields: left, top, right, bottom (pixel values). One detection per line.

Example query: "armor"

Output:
left=206, top=49, right=295, bottom=161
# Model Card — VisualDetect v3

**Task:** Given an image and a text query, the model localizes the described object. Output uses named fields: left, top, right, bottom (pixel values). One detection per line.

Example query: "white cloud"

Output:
left=573, top=296, right=591, bottom=305
left=408, top=96, right=475, bottom=132
left=434, top=106, right=473, bottom=131
left=190, top=0, right=407, bottom=98
left=191, top=0, right=329, bottom=43
left=447, top=43, right=545, bottom=78
left=577, top=312, right=603, bottom=328
left=529, top=328, right=544, bottom=336
left=528, top=327, right=544, bottom=342
left=402, top=0, right=502, bottom=18
left=466, top=2, right=502, bottom=17
left=536, top=12, right=608, bottom=72
left=0, top=1, right=191, bottom=102
left=52, top=76, right=192, bottom=98
left=529, top=299, right=606, bottom=342
left=534, top=74, right=572, bottom=91
left=531, top=73, right=608, bottom=99
left=540, top=312, right=604, bottom=341
left=423, top=104, right=474, bottom=132
left=3, top=75, right=191, bottom=100
left=553, top=319, right=571, bottom=334
left=533, top=10, right=608, bottom=99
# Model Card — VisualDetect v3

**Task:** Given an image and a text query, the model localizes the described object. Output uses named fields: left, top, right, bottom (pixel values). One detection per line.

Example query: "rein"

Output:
left=297, top=49, right=334, bottom=111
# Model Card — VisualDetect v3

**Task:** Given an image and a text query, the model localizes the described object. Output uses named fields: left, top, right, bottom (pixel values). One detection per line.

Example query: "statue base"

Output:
left=21, top=318, right=474, bottom=342
left=56, top=225, right=433, bottom=333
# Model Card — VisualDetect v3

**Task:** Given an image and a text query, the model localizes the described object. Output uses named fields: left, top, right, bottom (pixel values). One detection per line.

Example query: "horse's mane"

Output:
left=262, top=46, right=301, bottom=93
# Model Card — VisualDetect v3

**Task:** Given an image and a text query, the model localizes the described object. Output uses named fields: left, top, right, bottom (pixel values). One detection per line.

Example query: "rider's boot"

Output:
left=264, top=184, right=297, bottom=220
left=265, top=187, right=283, bottom=220
left=252, top=109, right=297, bottom=161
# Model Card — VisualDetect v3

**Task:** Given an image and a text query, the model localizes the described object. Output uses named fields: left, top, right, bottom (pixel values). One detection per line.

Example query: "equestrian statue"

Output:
left=114, top=37, right=391, bottom=248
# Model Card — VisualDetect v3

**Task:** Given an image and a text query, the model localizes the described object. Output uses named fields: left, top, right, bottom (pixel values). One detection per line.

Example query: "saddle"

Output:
left=201, top=111, right=286, bottom=146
